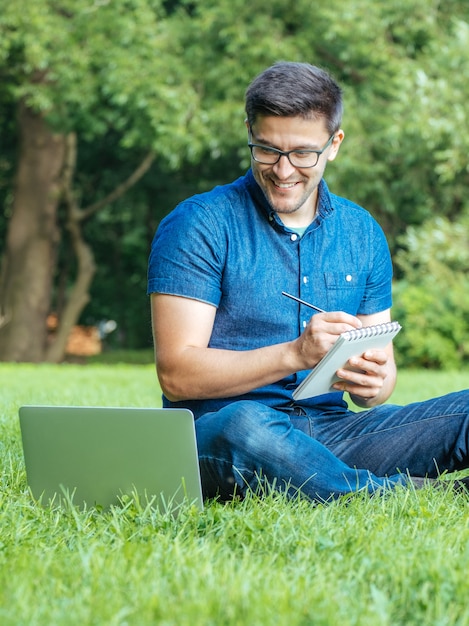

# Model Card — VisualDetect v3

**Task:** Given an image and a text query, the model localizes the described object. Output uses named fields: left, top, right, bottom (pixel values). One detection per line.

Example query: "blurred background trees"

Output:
left=0, top=0, right=468, bottom=366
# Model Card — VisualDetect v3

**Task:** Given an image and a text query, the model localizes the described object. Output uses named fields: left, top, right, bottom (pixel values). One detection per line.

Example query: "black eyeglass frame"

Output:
left=247, top=132, right=336, bottom=168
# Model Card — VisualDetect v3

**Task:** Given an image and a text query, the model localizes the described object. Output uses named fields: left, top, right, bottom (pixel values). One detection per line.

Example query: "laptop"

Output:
left=18, top=406, right=203, bottom=513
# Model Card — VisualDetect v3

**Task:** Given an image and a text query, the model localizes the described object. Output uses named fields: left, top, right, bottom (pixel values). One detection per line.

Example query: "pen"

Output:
left=282, top=291, right=326, bottom=314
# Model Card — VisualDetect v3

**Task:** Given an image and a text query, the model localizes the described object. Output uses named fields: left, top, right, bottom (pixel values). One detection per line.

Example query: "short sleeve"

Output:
left=147, top=199, right=225, bottom=307
left=358, top=219, right=393, bottom=315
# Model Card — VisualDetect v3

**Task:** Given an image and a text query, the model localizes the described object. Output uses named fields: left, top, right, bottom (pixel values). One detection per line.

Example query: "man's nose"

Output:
left=272, top=154, right=296, bottom=178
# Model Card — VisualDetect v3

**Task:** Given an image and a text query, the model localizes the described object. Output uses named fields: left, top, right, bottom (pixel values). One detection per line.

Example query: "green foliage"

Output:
left=0, top=0, right=205, bottom=160
left=2, top=0, right=469, bottom=353
left=1, top=363, right=469, bottom=625
left=393, top=280, right=469, bottom=369
left=321, top=0, right=469, bottom=242
left=393, top=212, right=469, bottom=369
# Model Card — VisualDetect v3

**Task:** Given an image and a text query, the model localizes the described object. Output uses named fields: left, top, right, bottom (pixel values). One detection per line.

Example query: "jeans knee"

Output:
left=196, top=401, right=288, bottom=458
left=195, top=401, right=292, bottom=499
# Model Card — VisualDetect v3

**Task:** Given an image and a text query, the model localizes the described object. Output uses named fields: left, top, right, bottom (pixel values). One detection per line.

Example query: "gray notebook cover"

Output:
left=293, top=321, right=401, bottom=401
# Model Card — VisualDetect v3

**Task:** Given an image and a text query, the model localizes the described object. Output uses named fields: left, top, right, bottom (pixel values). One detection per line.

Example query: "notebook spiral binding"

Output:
left=343, top=321, right=402, bottom=342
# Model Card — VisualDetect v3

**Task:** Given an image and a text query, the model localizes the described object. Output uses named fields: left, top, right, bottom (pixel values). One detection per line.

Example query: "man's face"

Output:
left=248, top=115, right=343, bottom=226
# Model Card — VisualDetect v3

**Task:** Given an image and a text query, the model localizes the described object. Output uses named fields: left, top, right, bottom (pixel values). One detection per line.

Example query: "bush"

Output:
left=392, top=213, right=469, bottom=369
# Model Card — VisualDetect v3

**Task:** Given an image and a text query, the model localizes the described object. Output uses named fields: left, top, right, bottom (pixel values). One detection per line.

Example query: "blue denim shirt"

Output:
left=148, top=170, right=393, bottom=418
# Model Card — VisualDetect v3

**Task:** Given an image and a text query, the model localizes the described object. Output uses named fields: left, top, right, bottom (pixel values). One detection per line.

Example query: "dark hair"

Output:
left=245, top=61, right=343, bottom=134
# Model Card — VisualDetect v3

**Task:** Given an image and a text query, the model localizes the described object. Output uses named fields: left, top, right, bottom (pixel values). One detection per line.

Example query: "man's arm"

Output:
left=332, top=309, right=397, bottom=408
left=151, top=293, right=362, bottom=402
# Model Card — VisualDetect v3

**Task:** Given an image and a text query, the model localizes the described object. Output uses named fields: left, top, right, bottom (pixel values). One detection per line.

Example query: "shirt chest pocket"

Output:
left=323, top=271, right=368, bottom=314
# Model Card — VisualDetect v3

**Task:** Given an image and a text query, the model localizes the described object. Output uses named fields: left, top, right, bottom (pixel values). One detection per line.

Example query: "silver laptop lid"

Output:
left=19, top=406, right=203, bottom=512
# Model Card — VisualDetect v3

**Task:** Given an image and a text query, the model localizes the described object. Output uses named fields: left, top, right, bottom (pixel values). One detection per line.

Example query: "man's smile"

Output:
left=272, top=181, right=301, bottom=190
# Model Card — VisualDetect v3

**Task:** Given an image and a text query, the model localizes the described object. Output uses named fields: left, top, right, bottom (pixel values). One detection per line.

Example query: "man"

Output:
left=148, top=61, right=469, bottom=502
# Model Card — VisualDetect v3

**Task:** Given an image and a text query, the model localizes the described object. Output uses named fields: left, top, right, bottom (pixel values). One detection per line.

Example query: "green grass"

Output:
left=1, top=362, right=468, bottom=625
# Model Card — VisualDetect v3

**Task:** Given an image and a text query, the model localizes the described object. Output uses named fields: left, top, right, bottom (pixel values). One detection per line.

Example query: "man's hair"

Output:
left=245, top=61, right=343, bottom=134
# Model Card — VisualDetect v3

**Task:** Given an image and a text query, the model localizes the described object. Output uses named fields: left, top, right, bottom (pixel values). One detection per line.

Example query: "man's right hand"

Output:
left=295, top=311, right=363, bottom=371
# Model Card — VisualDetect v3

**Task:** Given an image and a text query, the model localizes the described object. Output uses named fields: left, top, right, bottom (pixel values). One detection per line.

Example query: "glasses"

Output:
left=248, top=133, right=335, bottom=168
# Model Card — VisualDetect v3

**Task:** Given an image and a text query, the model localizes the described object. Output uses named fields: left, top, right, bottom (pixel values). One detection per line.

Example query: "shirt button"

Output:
left=303, top=276, right=309, bottom=284
left=302, top=320, right=307, bottom=328
left=346, top=274, right=352, bottom=282
left=290, top=233, right=298, bottom=242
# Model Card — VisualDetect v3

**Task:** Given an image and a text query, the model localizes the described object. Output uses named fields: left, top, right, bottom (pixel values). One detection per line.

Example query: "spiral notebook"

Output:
left=293, top=321, right=401, bottom=401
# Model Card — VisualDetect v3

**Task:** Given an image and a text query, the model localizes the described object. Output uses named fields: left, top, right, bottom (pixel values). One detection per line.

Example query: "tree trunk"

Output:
left=0, top=101, right=66, bottom=362
left=44, top=222, right=96, bottom=363
left=0, top=105, right=153, bottom=362
left=45, top=133, right=96, bottom=363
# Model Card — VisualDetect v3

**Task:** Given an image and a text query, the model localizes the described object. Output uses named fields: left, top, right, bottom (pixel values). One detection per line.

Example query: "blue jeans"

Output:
left=195, top=391, right=469, bottom=502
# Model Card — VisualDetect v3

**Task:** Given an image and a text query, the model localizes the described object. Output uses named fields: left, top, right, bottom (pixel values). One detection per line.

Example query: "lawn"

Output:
left=1, top=362, right=468, bottom=625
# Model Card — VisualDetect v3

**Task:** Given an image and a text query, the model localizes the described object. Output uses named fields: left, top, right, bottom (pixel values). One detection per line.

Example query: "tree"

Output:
left=1, top=0, right=469, bottom=361
left=0, top=0, right=201, bottom=361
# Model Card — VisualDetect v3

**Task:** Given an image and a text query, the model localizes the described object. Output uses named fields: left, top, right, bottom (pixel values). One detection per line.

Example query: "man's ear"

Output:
left=327, top=129, right=345, bottom=162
